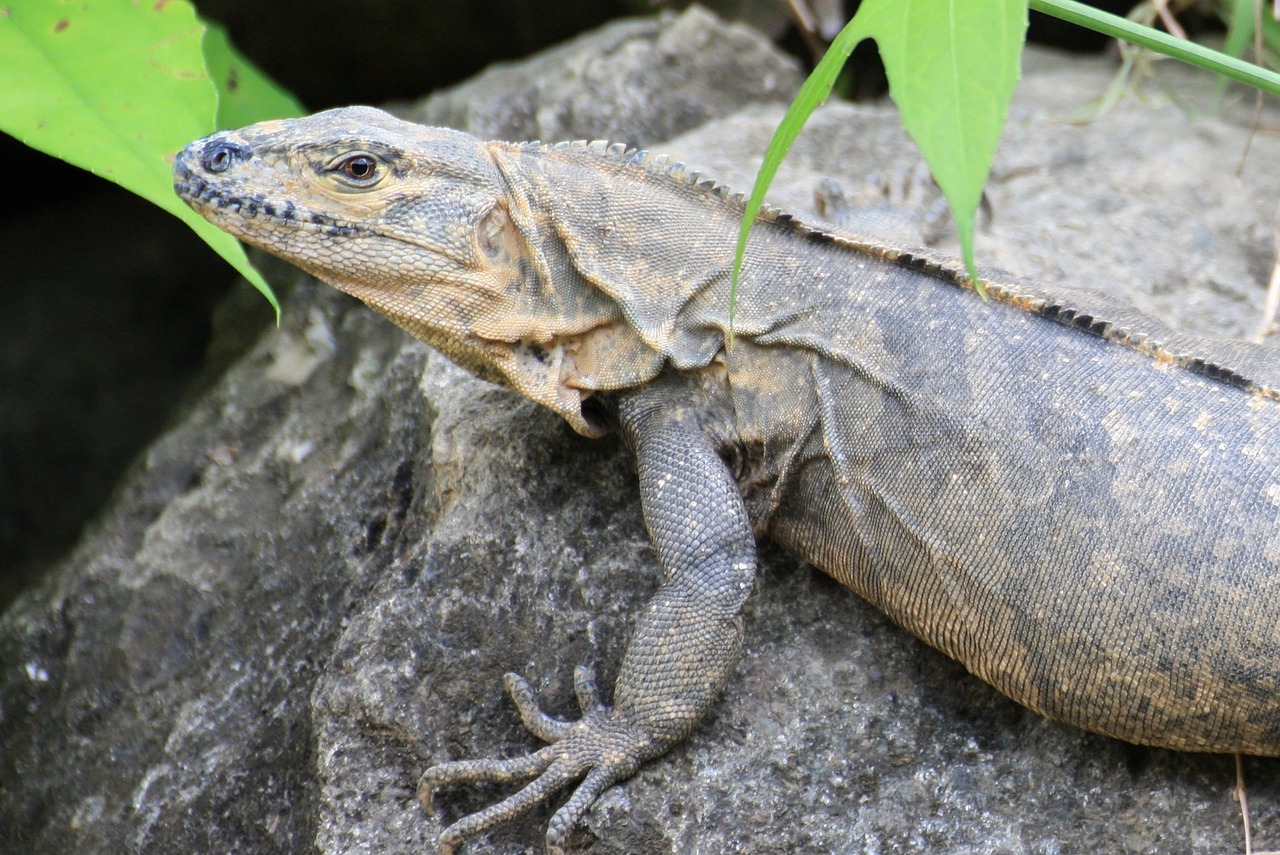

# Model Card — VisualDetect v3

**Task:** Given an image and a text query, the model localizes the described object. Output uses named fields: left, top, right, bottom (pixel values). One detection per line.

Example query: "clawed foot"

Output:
left=813, top=163, right=955, bottom=247
left=420, top=666, right=658, bottom=855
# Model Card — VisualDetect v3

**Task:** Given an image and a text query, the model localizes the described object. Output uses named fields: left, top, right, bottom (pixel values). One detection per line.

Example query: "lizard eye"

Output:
left=336, top=154, right=380, bottom=185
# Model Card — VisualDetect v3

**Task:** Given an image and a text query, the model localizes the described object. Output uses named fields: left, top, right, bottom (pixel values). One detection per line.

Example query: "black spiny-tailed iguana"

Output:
left=174, top=106, right=1280, bottom=853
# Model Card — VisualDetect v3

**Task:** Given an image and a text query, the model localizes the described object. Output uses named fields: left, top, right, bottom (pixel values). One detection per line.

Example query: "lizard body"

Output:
left=175, top=107, right=1280, bottom=852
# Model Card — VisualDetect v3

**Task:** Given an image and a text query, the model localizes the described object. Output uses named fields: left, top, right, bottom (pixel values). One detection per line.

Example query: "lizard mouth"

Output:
left=174, top=156, right=363, bottom=239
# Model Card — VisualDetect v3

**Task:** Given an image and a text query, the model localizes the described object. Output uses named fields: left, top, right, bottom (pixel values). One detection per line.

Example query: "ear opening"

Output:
left=477, top=201, right=522, bottom=264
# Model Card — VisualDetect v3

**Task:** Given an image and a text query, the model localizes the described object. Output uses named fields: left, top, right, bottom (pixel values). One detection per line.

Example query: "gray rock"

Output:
left=193, top=0, right=638, bottom=112
left=3, top=9, right=1278, bottom=855
left=405, top=6, right=802, bottom=146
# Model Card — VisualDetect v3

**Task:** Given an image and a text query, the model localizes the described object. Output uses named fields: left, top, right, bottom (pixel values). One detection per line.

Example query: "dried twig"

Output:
left=1253, top=204, right=1280, bottom=342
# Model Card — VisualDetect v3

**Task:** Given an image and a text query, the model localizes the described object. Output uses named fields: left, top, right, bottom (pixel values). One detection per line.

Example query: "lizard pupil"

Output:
left=342, top=155, right=377, bottom=181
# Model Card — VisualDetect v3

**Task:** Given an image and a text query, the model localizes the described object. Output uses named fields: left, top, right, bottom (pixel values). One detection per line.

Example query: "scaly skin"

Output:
left=175, top=107, right=1280, bottom=852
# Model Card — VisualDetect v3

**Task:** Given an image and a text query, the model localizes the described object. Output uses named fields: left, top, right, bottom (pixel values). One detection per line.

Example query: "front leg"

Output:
left=421, top=382, right=756, bottom=853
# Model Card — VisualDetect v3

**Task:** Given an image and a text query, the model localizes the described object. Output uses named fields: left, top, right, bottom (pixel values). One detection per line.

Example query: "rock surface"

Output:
left=405, top=5, right=802, bottom=145
left=3, top=8, right=1279, bottom=854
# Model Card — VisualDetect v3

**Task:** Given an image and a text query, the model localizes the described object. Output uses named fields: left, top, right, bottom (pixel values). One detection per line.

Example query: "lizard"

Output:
left=173, top=106, right=1280, bottom=853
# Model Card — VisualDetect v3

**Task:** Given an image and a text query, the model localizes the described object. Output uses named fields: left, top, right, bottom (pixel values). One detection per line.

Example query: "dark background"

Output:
left=0, top=0, right=1164, bottom=607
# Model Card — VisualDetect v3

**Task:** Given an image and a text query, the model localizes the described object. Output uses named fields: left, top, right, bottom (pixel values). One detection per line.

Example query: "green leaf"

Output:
left=858, top=0, right=1028, bottom=290
left=1219, top=0, right=1257, bottom=62
left=0, top=0, right=283, bottom=312
left=732, top=0, right=1027, bottom=317
left=1213, top=0, right=1280, bottom=76
left=202, top=21, right=304, bottom=130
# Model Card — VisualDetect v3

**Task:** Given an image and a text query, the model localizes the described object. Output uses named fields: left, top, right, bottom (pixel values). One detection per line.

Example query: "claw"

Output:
left=573, top=665, right=603, bottom=712
left=420, top=671, right=660, bottom=854
left=545, top=765, right=623, bottom=852
left=505, top=672, right=572, bottom=742
left=437, top=756, right=576, bottom=853
left=419, top=745, right=557, bottom=814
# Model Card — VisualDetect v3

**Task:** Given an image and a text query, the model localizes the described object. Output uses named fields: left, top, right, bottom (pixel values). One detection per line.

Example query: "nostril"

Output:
left=202, top=141, right=250, bottom=173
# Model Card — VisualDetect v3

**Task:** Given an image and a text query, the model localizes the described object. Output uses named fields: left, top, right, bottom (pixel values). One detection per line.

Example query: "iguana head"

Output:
left=175, top=106, right=641, bottom=437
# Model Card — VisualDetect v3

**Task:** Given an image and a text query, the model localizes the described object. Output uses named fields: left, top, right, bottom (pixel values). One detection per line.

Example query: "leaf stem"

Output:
left=1030, top=0, right=1280, bottom=95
